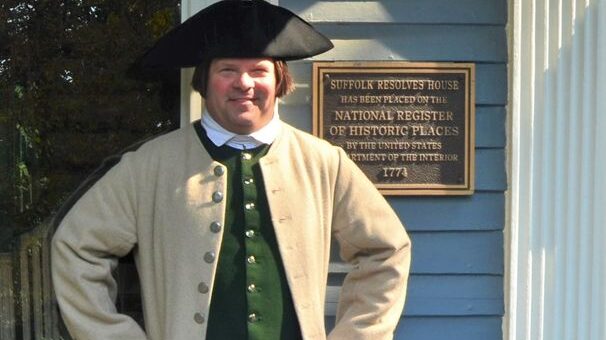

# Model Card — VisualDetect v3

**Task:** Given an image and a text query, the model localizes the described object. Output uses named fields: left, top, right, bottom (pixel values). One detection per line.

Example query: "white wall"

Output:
left=508, top=0, right=606, bottom=339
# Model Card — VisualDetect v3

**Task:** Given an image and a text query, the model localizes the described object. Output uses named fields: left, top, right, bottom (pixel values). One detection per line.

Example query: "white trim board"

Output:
left=507, top=0, right=606, bottom=339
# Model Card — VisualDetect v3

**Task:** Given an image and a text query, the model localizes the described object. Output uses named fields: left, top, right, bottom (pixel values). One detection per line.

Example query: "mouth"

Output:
left=229, top=97, right=256, bottom=104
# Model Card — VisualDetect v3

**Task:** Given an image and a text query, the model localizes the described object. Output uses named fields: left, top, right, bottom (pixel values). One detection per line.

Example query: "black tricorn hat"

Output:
left=136, top=0, right=333, bottom=70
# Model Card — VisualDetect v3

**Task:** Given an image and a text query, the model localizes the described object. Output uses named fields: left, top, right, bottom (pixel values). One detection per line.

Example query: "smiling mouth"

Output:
left=230, top=98, right=257, bottom=105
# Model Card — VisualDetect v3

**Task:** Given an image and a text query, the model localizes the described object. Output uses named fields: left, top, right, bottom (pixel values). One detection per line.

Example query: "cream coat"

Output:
left=51, top=122, right=411, bottom=340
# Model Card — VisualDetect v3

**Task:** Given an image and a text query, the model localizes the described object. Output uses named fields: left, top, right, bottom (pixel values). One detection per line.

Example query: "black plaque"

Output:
left=312, top=62, right=475, bottom=195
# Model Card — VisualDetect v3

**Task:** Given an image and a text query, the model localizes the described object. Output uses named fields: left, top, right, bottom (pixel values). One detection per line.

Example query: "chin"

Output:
left=229, top=118, right=256, bottom=131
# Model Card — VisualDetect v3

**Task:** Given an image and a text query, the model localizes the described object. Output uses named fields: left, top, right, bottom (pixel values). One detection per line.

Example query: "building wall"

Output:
left=182, top=1, right=508, bottom=339
left=279, top=1, right=508, bottom=339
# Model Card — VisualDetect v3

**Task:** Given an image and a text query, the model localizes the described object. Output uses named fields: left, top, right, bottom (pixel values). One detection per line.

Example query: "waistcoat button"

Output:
left=213, top=166, right=225, bottom=177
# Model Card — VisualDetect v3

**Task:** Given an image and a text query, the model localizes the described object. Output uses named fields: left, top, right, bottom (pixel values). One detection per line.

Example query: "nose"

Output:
left=234, top=72, right=254, bottom=90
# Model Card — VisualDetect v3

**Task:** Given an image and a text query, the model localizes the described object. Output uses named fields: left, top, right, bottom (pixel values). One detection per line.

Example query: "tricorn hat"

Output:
left=136, top=0, right=333, bottom=70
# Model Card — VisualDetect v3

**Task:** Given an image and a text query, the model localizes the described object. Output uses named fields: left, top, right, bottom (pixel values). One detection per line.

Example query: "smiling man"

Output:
left=51, top=1, right=411, bottom=339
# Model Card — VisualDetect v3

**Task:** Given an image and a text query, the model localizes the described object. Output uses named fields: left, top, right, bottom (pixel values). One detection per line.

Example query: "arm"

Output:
left=328, top=148, right=412, bottom=340
left=51, top=155, right=148, bottom=339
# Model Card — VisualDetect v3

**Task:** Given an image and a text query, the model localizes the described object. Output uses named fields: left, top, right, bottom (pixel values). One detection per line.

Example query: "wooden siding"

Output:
left=0, top=224, right=65, bottom=339
left=284, top=0, right=507, bottom=24
left=0, top=254, right=16, bottom=339
left=279, top=1, right=507, bottom=339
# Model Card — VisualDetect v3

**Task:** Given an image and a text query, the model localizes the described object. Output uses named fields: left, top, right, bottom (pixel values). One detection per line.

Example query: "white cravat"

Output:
left=201, top=110, right=281, bottom=150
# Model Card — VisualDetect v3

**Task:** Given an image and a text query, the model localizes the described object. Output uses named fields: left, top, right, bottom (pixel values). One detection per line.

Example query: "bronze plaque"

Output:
left=312, top=62, right=475, bottom=195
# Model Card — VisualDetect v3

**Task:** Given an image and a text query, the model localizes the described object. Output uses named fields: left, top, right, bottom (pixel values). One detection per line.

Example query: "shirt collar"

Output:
left=201, top=108, right=281, bottom=150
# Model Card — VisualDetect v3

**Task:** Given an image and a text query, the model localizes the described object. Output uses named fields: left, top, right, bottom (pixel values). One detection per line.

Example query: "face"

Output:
left=204, top=58, right=277, bottom=134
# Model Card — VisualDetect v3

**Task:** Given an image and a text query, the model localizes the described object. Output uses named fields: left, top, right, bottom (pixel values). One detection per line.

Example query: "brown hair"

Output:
left=191, top=59, right=295, bottom=98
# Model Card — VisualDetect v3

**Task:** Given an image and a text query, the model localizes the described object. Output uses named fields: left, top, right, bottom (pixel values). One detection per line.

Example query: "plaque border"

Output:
left=312, top=61, right=476, bottom=196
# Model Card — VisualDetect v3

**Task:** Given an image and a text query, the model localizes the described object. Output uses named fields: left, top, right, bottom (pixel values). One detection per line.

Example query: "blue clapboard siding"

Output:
left=395, top=317, right=503, bottom=340
left=325, top=316, right=503, bottom=340
left=326, top=274, right=503, bottom=316
left=324, top=316, right=503, bottom=340
left=475, top=149, right=507, bottom=191
left=283, top=0, right=507, bottom=25
left=310, top=24, right=507, bottom=62
left=404, top=275, right=503, bottom=316
left=409, top=231, right=504, bottom=274
left=329, top=231, right=503, bottom=274
left=279, top=1, right=507, bottom=339
left=390, top=193, right=505, bottom=231
left=476, top=107, right=506, bottom=148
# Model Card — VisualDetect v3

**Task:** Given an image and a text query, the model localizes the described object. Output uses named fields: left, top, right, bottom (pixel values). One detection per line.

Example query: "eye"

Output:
left=250, top=68, right=271, bottom=77
left=219, top=67, right=236, bottom=74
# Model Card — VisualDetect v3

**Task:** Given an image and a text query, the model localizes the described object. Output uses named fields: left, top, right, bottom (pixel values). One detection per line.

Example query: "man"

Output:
left=51, top=1, right=411, bottom=339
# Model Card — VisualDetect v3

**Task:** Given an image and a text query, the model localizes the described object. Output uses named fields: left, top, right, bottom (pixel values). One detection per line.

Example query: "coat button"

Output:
left=198, top=282, right=209, bottom=294
left=243, top=177, right=254, bottom=185
left=245, top=202, right=255, bottom=210
left=194, top=313, right=205, bottom=324
left=246, top=255, right=256, bottom=264
left=213, top=166, right=225, bottom=177
left=210, top=221, right=222, bottom=233
left=242, top=153, right=252, bottom=161
left=212, top=191, right=223, bottom=203
left=248, top=313, right=258, bottom=323
left=204, top=251, right=215, bottom=263
left=245, top=229, right=255, bottom=238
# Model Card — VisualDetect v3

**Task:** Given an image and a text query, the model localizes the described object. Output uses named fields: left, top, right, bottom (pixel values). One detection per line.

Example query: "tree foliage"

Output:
left=0, top=0, right=180, bottom=236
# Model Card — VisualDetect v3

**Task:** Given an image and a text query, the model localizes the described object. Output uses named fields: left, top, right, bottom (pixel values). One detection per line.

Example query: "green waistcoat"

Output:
left=195, top=125, right=302, bottom=340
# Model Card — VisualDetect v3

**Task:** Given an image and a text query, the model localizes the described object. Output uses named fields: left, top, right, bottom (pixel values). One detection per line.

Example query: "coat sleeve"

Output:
left=327, top=148, right=412, bottom=340
left=51, top=154, right=148, bottom=340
